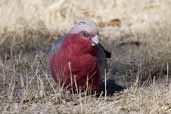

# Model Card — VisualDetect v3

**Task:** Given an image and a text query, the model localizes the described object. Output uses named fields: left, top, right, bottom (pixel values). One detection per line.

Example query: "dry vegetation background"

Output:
left=0, top=0, right=171, bottom=114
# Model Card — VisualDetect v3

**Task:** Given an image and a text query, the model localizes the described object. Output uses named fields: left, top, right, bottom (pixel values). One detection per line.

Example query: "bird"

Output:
left=49, top=20, right=111, bottom=93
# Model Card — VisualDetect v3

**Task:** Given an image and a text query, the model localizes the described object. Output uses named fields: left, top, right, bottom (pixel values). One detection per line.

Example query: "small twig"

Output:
left=104, top=69, right=107, bottom=100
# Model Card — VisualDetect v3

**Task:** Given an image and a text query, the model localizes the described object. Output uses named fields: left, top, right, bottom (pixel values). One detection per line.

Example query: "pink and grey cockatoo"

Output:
left=49, top=20, right=111, bottom=93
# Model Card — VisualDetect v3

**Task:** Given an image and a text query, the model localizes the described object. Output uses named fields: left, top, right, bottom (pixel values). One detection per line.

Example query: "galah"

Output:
left=49, top=20, right=111, bottom=93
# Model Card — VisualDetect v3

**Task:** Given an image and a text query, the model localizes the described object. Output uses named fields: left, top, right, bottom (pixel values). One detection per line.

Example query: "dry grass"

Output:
left=0, top=0, right=171, bottom=114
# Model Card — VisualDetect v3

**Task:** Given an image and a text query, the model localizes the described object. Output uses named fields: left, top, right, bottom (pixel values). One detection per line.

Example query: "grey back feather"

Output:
left=48, top=37, right=64, bottom=58
left=95, top=44, right=109, bottom=79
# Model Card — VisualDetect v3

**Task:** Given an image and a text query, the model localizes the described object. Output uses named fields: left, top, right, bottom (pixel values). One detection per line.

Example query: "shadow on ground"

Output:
left=99, top=79, right=126, bottom=96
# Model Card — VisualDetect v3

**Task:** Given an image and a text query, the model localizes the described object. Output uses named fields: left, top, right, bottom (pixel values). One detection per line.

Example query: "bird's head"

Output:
left=68, top=20, right=99, bottom=46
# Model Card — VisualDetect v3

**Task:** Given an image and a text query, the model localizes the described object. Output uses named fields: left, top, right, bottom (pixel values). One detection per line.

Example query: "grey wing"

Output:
left=48, top=37, right=64, bottom=58
left=95, top=44, right=110, bottom=79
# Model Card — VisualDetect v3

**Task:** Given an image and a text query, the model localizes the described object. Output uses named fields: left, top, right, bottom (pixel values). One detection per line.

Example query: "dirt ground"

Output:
left=1, top=0, right=171, bottom=114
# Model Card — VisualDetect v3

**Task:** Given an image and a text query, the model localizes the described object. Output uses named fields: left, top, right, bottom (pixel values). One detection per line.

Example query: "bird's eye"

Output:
left=80, top=31, right=90, bottom=37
